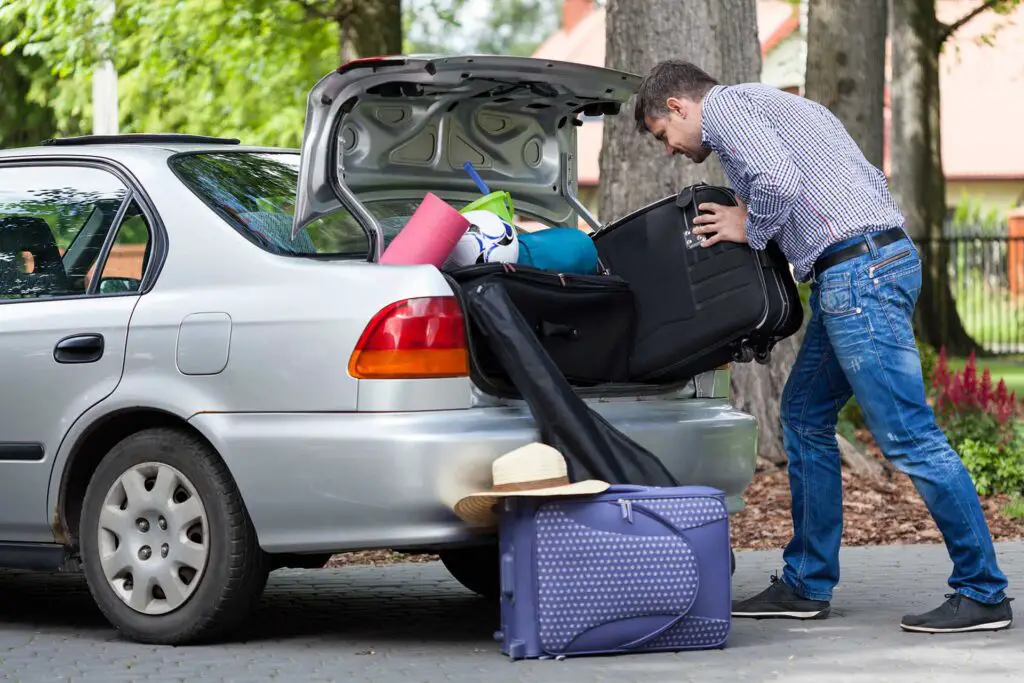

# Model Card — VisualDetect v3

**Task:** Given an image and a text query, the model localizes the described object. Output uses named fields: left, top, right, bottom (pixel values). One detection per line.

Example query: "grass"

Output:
left=946, top=356, right=1024, bottom=396
left=951, top=282, right=1024, bottom=353
left=1004, top=495, right=1024, bottom=521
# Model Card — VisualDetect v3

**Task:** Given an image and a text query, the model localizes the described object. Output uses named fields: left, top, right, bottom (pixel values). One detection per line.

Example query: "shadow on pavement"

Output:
left=0, top=566, right=500, bottom=645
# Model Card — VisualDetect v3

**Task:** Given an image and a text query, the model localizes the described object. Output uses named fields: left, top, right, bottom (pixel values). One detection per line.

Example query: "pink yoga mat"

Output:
left=380, top=193, right=471, bottom=267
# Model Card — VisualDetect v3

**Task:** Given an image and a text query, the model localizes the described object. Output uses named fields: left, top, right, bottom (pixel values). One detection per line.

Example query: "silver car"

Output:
left=0, top=56, right=756, bottom=645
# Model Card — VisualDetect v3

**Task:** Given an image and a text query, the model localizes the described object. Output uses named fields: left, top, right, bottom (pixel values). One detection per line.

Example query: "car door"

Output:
left=0, top=161, right=153, bottom=542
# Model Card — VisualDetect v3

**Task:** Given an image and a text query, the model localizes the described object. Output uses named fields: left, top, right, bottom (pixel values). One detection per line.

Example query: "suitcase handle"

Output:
left=617, top=502, right=702, bottom=651
left=537, top=320, right=578, bottom=340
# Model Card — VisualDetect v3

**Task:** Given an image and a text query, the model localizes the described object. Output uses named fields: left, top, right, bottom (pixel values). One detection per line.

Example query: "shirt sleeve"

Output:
left=702, top=89, right=802, bottom=250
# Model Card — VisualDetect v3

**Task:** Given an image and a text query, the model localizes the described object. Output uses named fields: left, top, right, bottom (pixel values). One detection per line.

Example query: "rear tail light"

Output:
left=337, top=56, right=408, bottom=74
left=348, top=296, right=469, bottom=379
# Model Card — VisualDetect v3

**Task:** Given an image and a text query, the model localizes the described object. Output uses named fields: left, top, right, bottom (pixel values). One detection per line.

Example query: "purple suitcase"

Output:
left=495, top=485, right=731, bottom=660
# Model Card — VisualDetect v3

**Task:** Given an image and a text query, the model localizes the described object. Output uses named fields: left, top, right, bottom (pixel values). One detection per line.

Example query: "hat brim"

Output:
left=453, top=480, right=610, bottom=528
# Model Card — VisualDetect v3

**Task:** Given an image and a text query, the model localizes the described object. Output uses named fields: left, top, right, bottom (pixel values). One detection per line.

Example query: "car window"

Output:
left=92, top=200, right=153, bottom=294
left=0, top=165, right=129, bottom=300
left=168, top=151, right=440, bottom=258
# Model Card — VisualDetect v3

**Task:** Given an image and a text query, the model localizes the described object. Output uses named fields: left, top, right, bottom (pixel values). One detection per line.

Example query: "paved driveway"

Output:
left=0, top=542, right=1020, bottom=682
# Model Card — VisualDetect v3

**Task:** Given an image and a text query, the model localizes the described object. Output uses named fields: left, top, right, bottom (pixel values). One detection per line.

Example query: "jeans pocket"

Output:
left=819, top=275, right=856, bottom=317
left=877, top=268, right=921, bottom=348
left=868, top=247, right=915, bottom=280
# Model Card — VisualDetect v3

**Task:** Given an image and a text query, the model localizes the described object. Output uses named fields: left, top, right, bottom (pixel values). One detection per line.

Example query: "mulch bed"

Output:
left=729, top=459, right=1024, bottom=551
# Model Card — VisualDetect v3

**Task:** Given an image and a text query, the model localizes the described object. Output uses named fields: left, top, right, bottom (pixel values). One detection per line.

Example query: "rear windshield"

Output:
left=169, top=151, right=421, bottom=257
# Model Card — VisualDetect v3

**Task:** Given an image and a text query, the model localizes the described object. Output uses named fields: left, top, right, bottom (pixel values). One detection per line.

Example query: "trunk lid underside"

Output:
left=294, top=55, right=724, bottom=399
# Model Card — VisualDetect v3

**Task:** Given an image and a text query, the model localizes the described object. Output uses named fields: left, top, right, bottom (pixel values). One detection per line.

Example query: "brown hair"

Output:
left=634, top=60, right=719, bottom=132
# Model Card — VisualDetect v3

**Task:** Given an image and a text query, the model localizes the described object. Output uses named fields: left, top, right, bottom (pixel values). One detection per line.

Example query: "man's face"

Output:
left=645, top=97, right=711, bottom=163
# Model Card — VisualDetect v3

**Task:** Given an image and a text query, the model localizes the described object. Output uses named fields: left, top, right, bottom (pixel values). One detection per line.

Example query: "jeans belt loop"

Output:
left=865, top=232, right=879, bottom=259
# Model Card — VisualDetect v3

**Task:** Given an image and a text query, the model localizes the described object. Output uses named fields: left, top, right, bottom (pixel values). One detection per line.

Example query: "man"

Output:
left=634, top=59, right=1012, bottom=633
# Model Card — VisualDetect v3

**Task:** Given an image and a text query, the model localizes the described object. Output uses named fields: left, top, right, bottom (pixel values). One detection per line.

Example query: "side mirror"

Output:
left=98, top=277, right=141, bottom=294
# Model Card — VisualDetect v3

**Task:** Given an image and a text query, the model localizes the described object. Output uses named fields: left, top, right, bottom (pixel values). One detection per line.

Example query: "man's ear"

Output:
left=666, top=97, right=687, bottom=118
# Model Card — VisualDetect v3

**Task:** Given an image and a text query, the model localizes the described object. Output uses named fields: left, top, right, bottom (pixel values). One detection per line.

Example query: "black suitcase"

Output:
left=592, top=183, right=803, bottom=383
left=448, top=263, right=636, bottom=385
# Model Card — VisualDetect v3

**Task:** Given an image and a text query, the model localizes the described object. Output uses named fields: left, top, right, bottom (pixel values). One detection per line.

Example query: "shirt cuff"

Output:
left=744, top=216, right=774, bottom=251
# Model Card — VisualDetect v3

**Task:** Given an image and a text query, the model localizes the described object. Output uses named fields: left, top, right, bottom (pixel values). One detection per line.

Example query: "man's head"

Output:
left=634, top=60, right=719, bottom=163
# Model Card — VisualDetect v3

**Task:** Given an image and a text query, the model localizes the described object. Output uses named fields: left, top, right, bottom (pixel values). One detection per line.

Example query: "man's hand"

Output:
left=691, top=195, right=749, bottom=247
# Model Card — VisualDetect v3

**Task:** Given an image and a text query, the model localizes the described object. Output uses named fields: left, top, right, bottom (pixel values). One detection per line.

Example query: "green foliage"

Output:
left=917, top=338, right=939, bottom=388
left=1, top=0, right=560, bottom=148
left=932, top=350, right=1024, bottom=496
left=1004, top=494, right=1024, bottom=521
left=958, top=438, right=1024, bottom=497
left=0, top=6, right=64, bottom=145
left=2, top=0, right=342, bottom=147
left=946, top=195, right=1009, bottom=235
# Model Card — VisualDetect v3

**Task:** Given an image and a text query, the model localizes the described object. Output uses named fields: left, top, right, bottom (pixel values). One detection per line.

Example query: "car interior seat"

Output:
left=0, top=216, right=71, bottom=298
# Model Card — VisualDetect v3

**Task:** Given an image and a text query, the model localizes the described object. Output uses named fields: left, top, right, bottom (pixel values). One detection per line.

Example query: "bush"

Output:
left=931, top=349, right=1024, bottom=496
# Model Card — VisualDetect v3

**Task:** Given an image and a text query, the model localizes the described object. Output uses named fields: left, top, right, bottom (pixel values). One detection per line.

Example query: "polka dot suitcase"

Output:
left=494, top=485, right=731, bottom=660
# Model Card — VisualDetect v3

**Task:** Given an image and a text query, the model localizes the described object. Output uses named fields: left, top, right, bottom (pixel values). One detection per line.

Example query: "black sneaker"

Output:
left=900, top=594, right=1013, bottom=633
left=732, top=574, right=831, bottom=619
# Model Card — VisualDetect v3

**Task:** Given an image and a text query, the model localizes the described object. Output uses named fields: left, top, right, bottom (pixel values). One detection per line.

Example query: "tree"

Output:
left=804, top=0, right=887, bottom=168
left=294, top=0, right=402, bottom=60
left=0, top=17, right=61, bottom=147
left=1, top=0, right=552, bottom=146
left=889, top=0, right=1020, bottom=355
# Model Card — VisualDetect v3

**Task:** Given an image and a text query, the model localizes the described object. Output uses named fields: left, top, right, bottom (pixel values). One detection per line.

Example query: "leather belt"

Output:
left=811, top=227, right=907, bottom=280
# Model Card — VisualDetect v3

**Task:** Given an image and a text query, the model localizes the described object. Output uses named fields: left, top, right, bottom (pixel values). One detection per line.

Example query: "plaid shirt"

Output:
left=699, top=84, right=905, bottom=281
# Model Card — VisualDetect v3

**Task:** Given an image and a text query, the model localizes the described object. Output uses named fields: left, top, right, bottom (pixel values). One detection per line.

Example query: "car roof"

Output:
left=0, top=136, right=299, bottom=163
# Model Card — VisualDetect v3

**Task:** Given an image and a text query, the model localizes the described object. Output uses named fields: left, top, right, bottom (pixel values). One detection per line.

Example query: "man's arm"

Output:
left=702, top=89, right=802, bottom=250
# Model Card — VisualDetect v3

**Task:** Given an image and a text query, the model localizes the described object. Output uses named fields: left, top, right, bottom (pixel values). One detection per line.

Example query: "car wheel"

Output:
left=79, top=427, right=269, bottom=645
left=439, top=545, right=499, bottom=598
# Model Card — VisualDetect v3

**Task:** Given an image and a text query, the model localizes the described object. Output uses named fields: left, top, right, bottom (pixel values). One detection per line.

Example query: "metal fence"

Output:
left=918, top=234, right=1024, bottom=355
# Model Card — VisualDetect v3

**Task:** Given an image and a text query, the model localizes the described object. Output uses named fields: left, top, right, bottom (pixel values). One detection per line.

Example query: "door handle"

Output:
left=54, top=334, right=105, bottom=364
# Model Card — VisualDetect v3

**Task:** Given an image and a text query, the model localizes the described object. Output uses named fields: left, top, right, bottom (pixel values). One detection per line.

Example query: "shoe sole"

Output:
left=732, top=608, right=830, bottom=620
left=900, top=619, right=1012, bottom=634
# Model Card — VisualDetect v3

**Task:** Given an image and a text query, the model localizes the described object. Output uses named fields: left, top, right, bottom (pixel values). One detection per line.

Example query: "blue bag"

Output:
left=516, top=227, right=599, bottom=274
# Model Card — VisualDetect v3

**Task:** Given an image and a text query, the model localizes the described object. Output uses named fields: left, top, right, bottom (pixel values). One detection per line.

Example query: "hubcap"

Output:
left=97, top=462, right=210, bottom=615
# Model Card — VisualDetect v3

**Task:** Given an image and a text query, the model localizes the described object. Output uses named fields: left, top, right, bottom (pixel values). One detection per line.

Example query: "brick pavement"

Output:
left=0, top=542, right=1020, bottom=682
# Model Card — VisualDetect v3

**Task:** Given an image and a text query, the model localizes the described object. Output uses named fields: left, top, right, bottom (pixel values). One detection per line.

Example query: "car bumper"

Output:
left=189, top=399, right=757, bottom=554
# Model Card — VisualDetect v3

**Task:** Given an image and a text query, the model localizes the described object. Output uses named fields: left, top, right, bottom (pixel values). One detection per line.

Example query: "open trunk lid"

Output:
left=293, top=55, right=639, bottom=258
left=293, top=55, right=731, bottom=401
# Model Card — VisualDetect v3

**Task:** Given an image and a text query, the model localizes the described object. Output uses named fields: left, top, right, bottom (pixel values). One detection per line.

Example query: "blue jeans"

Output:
left=779, top=231, right=1009, bottom=604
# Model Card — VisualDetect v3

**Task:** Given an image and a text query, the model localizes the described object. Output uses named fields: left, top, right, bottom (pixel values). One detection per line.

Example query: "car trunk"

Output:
left=293, top=55, right=727, bottom=398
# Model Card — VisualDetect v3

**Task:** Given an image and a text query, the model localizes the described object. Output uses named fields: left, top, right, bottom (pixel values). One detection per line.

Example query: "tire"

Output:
left=79, top=427, right=269, bottom=645
left=439, top=545, right=499, bottom=599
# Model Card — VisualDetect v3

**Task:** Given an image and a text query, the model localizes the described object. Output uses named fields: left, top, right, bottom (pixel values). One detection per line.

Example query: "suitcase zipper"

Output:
left=618, top=499, right=634, bottom=523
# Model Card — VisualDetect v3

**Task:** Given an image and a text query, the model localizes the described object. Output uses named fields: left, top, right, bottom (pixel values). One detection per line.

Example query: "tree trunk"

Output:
left=730, top=330, right=803, bottom=465
left=351, top=0, right=403, bottom=58
left=804, top=0, right=887, bottom=168
left=889, top=0, right=977, bottom=355
left=599, top=0, right=761, bottom=221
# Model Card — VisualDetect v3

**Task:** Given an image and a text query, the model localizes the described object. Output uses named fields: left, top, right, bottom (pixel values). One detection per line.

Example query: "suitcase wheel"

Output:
left=733, top=346, right=755, bottom=364
left=754, top=350, right=771, bottom=365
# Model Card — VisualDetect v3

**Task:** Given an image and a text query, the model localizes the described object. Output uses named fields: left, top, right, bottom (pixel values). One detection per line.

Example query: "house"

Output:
left=535, top=0, right=1024, bottom=219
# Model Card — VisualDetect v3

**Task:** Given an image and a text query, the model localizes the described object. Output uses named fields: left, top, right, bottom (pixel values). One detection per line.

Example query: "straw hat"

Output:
left=453, top=443, right=610, bottom=528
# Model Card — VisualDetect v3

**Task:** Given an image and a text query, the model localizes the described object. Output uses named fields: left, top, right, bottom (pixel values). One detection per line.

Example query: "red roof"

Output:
left=534, top=0, right=1024, bottom=185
